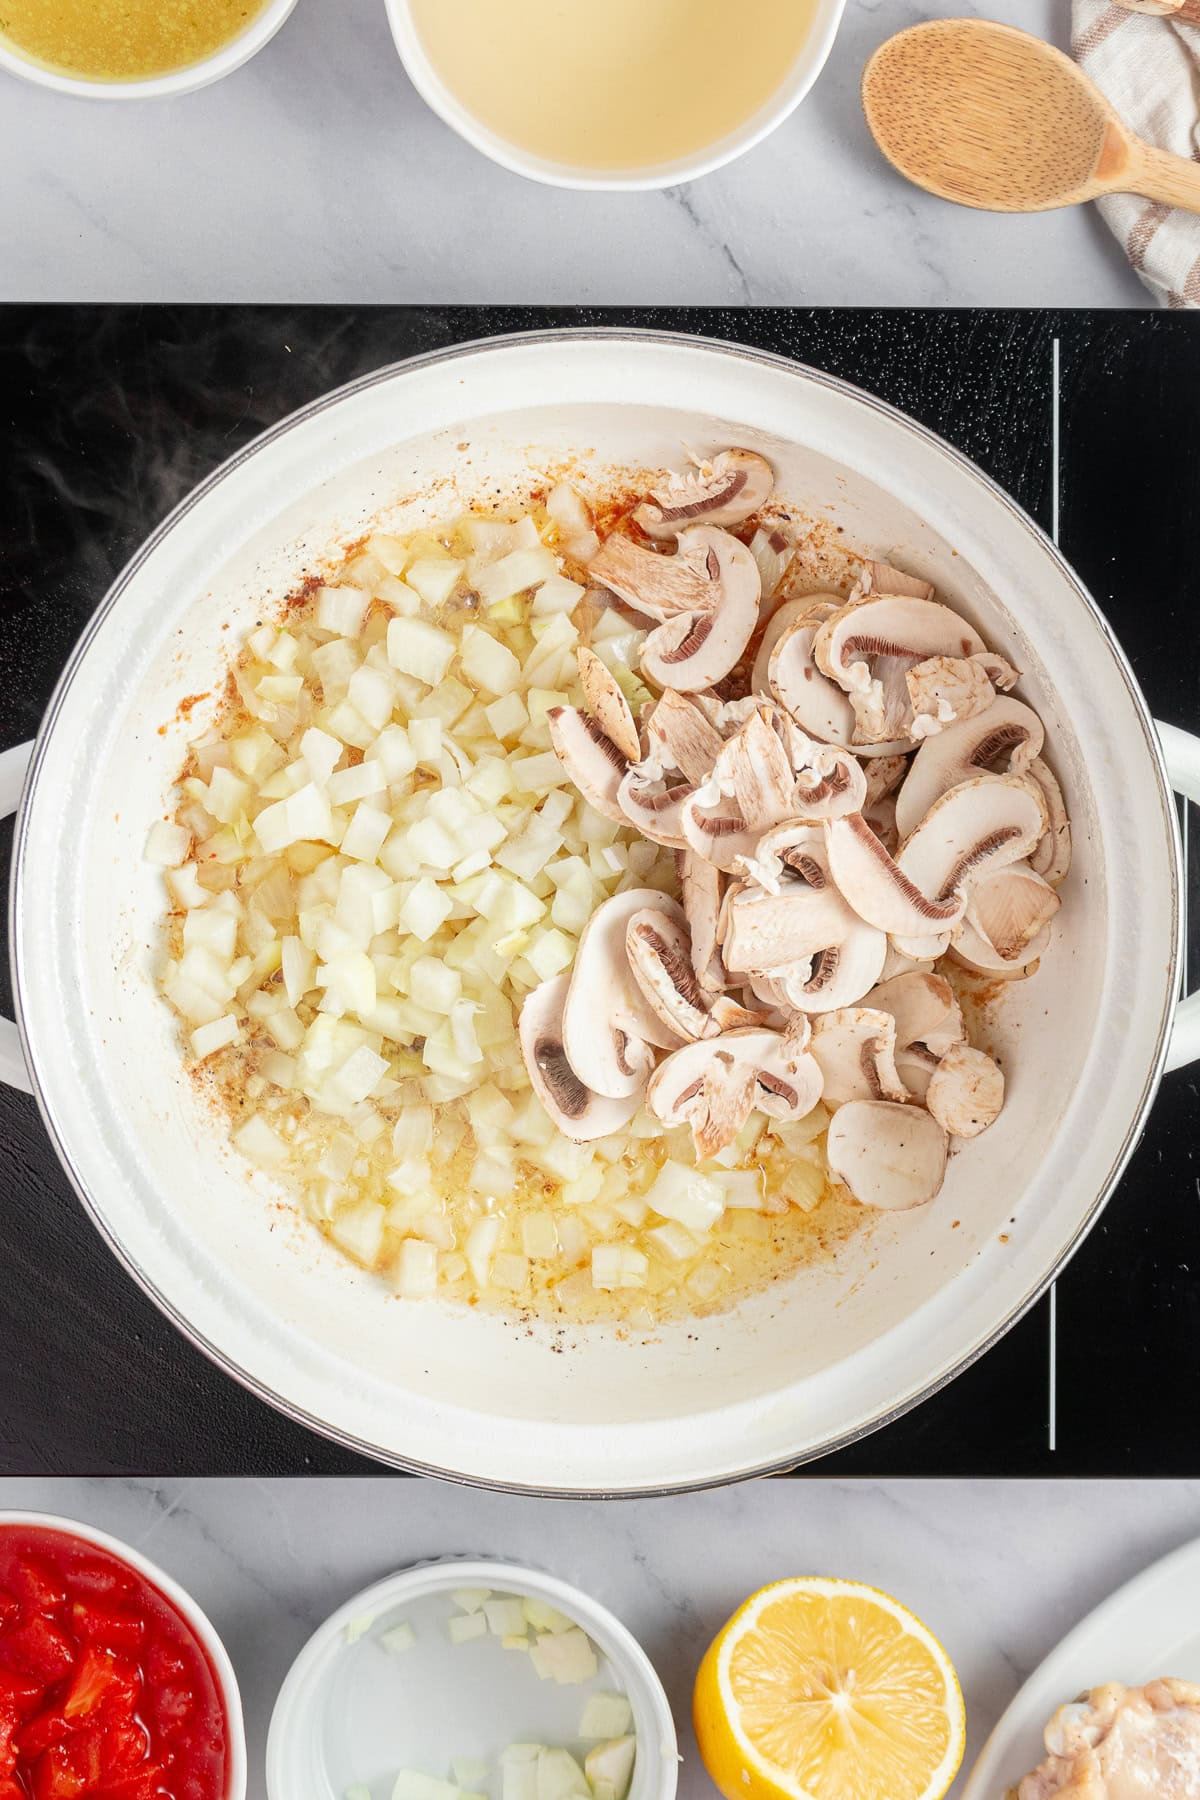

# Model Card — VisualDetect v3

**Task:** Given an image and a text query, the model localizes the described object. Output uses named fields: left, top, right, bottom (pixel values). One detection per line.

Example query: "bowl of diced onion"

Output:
left=265, top=1557, right=677, bottom=1800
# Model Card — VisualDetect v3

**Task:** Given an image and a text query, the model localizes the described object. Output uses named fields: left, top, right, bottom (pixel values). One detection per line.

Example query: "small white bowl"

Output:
left=383, top=0, right=847, bottom=189
left=266, top=1555, right=679, bottom=1800
left=0, top=1510, right=248, bottom=1799
left=0, top=0, right=298, bottom=100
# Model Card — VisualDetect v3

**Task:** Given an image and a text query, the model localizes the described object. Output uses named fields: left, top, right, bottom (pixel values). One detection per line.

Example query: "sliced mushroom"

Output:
left=720, top=878, right=864, bottom=977
left=894, top=1044, right=940, bottom=1101
left=926, top=1042, right=1004, bottom=1138
left=826, top=1101, right=948, bottom=1210
left=824, top=813, right=966, bottom=940
left=809, top=1008, right=910, bottom=1107
left=647, top=1027, right=823, bottom=1160
left=576, top=646, right=641, bottom=763
left=519, top=974, right=639, bottom=1143
left=895, top=696, right=1045, bottom=838
left=896, top=774, right=1048, bottom=906
left=789, top=733, right=869, bottom=821
left=949, top=860, right=1059, bottom=975
left=751, top=593, right=842, bottom=695
left=644, top=688, right=724, bottom=784
left=767, top=614, right=858, bottom=748
left=861, top=559, right=936, bottom=601
left=633, top=448, right=775, bottom=539
left=626, top=907, right=718, bottom=1042
left=561, top=889, right=686, bottom=1101
left=640, top=561, right=761, bottom=693
left=589, top=524, right=759, bottom=623
left=813, top=594, right=987, bottom=746
left=865, top=970, right=963, bottom=1052
left=864, top=754, right=909, bottom=807
left=679, top=848, right=725, bottom=994
left=877, top=943, right=938, bottom=983
left=906, top=653, right=1018, bottom=740
left=738, top=819, right=830, bottom=896
left=617, top=763, right=692, bottom=850
left=547, top=705, right=629, bottom=824
left=1026, top=755, right=1072, bottom=886
left=681, top=708, right=797, bottom=871
left=864, top=792, right=899, bottom=856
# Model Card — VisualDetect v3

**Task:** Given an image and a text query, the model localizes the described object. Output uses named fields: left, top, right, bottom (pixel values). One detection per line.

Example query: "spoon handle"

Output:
left=1124, top=140, right=1200, bottom=214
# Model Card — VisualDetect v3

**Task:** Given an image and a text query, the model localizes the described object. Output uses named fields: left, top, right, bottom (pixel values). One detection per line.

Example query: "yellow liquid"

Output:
left=409, top=0, right=821, bottom=171
left=0, top=0, right=270, bottom=81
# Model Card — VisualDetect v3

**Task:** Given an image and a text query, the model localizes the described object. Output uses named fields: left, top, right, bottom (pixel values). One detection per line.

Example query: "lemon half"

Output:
left=693, top=1576, right=965, bottom=1800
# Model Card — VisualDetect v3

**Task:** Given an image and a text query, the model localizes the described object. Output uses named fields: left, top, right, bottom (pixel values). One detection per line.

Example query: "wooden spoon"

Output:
left=862, top=17, right=1200, bottom=214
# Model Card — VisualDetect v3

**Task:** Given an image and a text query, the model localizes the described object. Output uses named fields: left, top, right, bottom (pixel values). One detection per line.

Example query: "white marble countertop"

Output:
left=1, top=1477, right=1195, bottom=1798
left=0, top=0, right=1147, bottom=306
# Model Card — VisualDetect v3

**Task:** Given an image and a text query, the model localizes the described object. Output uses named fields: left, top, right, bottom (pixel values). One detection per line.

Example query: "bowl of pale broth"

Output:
left=385, top=0, right=848, bottom=188
left=0, top=0, right=298, bottom=98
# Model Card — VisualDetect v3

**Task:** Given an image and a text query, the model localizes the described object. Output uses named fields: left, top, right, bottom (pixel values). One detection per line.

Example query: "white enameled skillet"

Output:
left=3, top=330, right=1198, bottom=1491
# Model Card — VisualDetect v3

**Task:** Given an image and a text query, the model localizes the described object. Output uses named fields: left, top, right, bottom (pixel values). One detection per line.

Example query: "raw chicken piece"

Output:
left=1015, top=1680, right=1200, bottom=1799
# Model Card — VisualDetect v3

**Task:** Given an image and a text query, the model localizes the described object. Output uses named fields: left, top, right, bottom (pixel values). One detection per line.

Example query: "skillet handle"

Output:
left=0, top=742, right=34, bottom=1095
left=1157, top=719, right=1200, bottom=1074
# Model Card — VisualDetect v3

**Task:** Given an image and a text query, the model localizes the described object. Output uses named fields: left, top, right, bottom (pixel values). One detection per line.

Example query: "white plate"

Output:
left=962, top=1535, right=1200, bottom=1798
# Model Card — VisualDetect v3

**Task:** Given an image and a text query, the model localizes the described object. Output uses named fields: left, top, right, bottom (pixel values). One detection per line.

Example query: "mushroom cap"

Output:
left=760, top=921, right=888, bottom=1016
left=626, top=907, right=717, bottom=1043
left=519, top=973, right=640, bottom=1143
left=896, top=773, right=1048, bottom=906
left=547, top=705, right=630, bottom=825
left=926, top=1042, right=1005, bottom=1138
left=809, top=1007, right=910, bottom=1108
left=895, top=696, right=1046, bottom=838
left=813, top=594, right=987, bottom=747
left=824, top=813, right=966, bottom=938
left=895, top=1043, right=940, bottom=1100
left=646, top=1026, right=822, bottom=1159
left=576, top=645, right=641, bottom=763
left=1026, top=755, right=1072, bottom=886
left=633, top=447, right=775, bottom=539
left=751, top=593, right=841, bottom=695
left=826, top=1101, right=948, bottom=1210
left=561, top=888, right=687, bottom=1100
left=863, top=971, right=965, bottom=1056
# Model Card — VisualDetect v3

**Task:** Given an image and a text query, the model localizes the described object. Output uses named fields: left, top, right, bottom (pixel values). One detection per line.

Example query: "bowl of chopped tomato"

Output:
left=0, top=1514, right=245, bottom=1800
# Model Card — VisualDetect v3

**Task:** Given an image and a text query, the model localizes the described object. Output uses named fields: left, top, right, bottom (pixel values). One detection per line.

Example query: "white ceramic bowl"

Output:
left=0, top=1510, right=247, bottom=1799
left=0, top=0, right=297, bottom=101
left=383, top=0, right=847, bottom=188
left=265, top=1556, right=678, bottom=1800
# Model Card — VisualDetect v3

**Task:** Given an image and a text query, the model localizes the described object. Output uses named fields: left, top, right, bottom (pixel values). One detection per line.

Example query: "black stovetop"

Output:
left=0, top=307, right=1196, bottom=1479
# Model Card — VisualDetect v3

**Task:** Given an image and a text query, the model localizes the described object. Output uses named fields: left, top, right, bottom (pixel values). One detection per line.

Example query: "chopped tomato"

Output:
left=71, top=1601, right=145, bottom=1656
left=9, top=1561, right=67, bottom=1616
left=0, top=1525, right=227, bottom=1800
left=91, top=1767, right=165, bottom=1800
left=4, top=1616, right=76, bottom=1684
left=62, top=1645, right=139, bottom=1721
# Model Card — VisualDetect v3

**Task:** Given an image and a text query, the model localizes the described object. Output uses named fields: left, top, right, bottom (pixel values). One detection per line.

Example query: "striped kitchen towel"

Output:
left=1072, top=0, right=1200, bottom=305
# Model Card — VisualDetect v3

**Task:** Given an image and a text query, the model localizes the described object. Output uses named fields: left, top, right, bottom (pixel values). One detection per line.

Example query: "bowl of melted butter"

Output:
left=0, top=0, right=298, bottom=98
left=385, top=0, right=848, bottom=188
